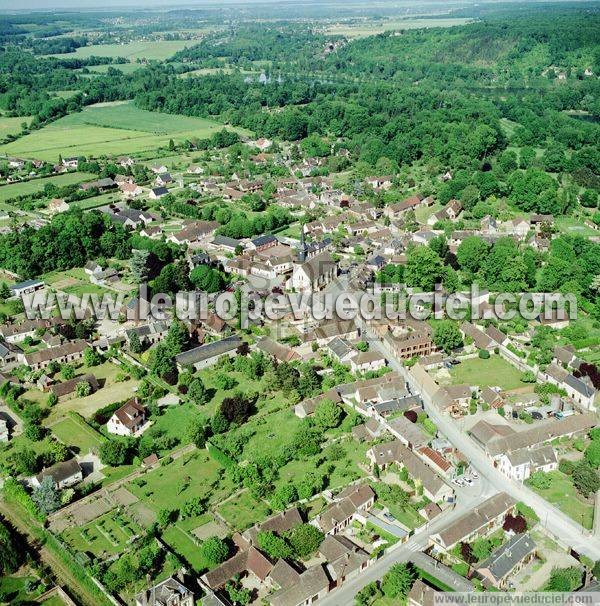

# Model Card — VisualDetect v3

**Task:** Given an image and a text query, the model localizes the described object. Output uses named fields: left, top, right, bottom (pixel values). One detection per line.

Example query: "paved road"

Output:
left=315, top=277, right=600, bottom=603
left=316, top=478, right=492, bottom=606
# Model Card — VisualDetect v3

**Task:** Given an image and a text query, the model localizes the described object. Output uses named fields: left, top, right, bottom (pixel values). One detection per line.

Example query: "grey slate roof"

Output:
left=477, top=533, right=536, bottom=583
left=175, top=335, right=242, bottom=366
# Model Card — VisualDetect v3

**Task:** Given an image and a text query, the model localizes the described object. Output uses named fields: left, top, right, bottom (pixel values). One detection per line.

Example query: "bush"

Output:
left=478, top=349, right=490, bottom=359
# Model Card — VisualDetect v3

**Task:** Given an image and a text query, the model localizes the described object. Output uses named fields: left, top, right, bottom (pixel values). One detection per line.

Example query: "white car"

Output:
left=463, top=478, right=473, bottom=486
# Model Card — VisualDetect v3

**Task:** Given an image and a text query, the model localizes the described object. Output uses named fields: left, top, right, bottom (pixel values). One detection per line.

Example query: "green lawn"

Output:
left=555, top=216, right=600, bottom=238
left=49, top=414, right=106, bottom=454
left=449, top=355, right=526, bottom=390
left=218, top=490, right=271, bottom=531
left=526, top=470, right=594, bottom=529
left=0, top=102, right=247, bottom=162
left=128, top=449, right=232, bottom=513
left=161, top=524, right=214, bottom=573
left=0, top=172, right=96, bottom=203
left=61, top=511, right=142, bottom=558
left=150, top=403, right=200, bottom=445
left=0, top=574, right=43, bottom=603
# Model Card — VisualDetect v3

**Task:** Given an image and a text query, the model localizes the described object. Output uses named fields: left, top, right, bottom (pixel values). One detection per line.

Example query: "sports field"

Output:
left=47, top=39, right=192, bottom=62
left=0, top=171, right=96, bottom=203
left=0, top=102, right=247, bottom=161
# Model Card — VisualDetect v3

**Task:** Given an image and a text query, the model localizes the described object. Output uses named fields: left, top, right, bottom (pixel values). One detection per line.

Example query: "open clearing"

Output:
left=325, top=17, right=473, bottom=38
left=0, top=115, right=31, bottom=138
left=447, top=355, right=526, bottom=391
left=49, top=414, right=106, bottom=454
left=47, top=39, right=193, bottom=62
left=0, top=102, right=247, bottom=161
left=0, top=172, right=96, bottom=203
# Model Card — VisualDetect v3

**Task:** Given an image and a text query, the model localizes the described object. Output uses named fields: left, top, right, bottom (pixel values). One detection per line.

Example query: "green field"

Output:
left=128, top=449, right=232, bottom=513
left=0, top=172, right=96, bottom=203
left=50, top=414, right=106, bottom=454
left=48, top=39, right=193, bottom=61
left=526, top=470, right=594, bottom=529
left=85, top=64, right=143, bottom=75
left=325, top=17, right=473, bottom=38
left=449, top=355, right=526, bottom=391
left=0, top=115, right=31, bottom=138
left=218, top=490, right=271, bottom=531
left=0, top=102, right=246, bottom=161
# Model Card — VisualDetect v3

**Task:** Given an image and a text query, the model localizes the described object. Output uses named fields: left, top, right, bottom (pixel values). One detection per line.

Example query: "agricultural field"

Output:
left=0, top=102, right=247, bottom=162
left=0, top=172, right=96, bottom=203
left=47, top=39, right=194, bottom=62
left=324, top=17, right=473, bottom=38
left=0, top=115, right=31, bottom=138
left=43, top=267, right=113, bottom=297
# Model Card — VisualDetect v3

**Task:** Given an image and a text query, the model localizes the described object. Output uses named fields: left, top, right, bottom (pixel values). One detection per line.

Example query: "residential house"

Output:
left=168, top=221, right=220, bottom=246
left=320, top=535, right=371, bottom=586
left=47, top=198, right=69, bottom=214
left=496, top=444, right=557, bottom=482
left=23, top=340, right=87, bottom=371
left=383, top=195, right=426, bottom=220
left=10, top=279, right=44, bottom=298
left=120, top=182, right=143, bottom=199
left=149, top=186, right=168, bottom=199
left=476, top=534, right=537, bottom=589
left=201, top=547, right=273, bottom=591
left=480, top=386, right=504, bottom=409
left=367, top=440, right=453, bottom=503
left=294, top=388, right=342, bottom=419
left=430, top=493, right=516, bottom=552
left=155, top=173, right=173, bottom=186
left=107, top=399, right=147, bottom=437
left=563, top=374, right=597, bottom=409
left=349, top=350, right=387, bottom=374
left=125, top=321, right=170, bottom=348
left=51, top=374, right=99, bottom=399
left=408, top=579, right=436, bottom=606
left=312, top=484, right=375, bottom=535
left=256, top=337, right=300, bottom=363
left=174, top=335, right=242, bottom=371
left=135, top=575, right=194, bottom=606
left=31, top=458, right=82, bottom=489
left=268, top=564, right=329, bottom=606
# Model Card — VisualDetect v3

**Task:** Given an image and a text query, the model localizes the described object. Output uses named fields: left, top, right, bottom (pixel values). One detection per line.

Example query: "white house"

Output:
left=107, top=399, right=147, bottom=437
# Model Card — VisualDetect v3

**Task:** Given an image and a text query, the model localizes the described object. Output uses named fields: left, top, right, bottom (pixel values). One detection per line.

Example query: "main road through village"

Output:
left=315, top=276, right=600, bottom=604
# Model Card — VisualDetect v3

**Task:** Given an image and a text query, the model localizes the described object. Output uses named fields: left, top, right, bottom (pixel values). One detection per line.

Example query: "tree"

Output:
left=355, top=582, right=382, bottom=606
left=381, top=563, right=415, bottom=599
left=528, top=471, right=552, bottom=489
left=314, top=400, right=343, bottom=429
left=0, top=520, right=19, bottom=575
left=10, top=448, right=38, bottom=474
left=287, top=524, right=324, bottom=558
left=200, top=536, right=229, bottom=567
left=184, top=415, right=207, bottom=448
left=405, top=246, right=444, bottom=290
left=572, top=461, right=600, bottom=497
left=296, top=472, right=324, bottom=500
left=165, top=321, right=188, bottom=356
left=433, top=321, right=463, bottom=354
left=503, top=514, right=527, bottom=533
left=271, top=484, right=298, bottom=510
left=470, top=537, right=492, bottom=562
left=130, top=249, right=150, bottom=283
left=585, top=440, right=600, bottom=469
left=129, top=332, right=144, bottom=354
left=150, top=342, right=178, bottom=384
left=32, top=476, right=61, bottom=514
left=220, top=393, right=254, bottom=425
left=76, top=380, right=91, bottom=397
left=457, top=236, right=489, bottom=276
left=0, top=282, right=10, bottom=301
left=61, top=364, right=75, bottom=380
left=99, top=439, right=130, bottom=466
left=190, top=265, right=226, bottom=293
left=545, top=567, right=582, bottom=591
left=226, top=582, right=251, bottom=606
left=257, top=531, right=293, bottom=560
left=188, top=377, right=209, bottom=406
